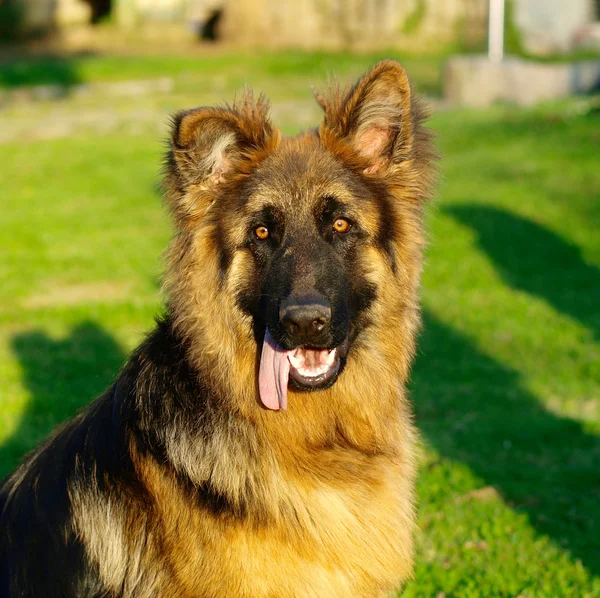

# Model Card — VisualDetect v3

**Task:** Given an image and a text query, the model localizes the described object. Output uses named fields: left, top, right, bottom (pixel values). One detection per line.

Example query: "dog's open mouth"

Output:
left=288, top=346, right=339, bottom=387
left=258, top=330, right=343, bottom=410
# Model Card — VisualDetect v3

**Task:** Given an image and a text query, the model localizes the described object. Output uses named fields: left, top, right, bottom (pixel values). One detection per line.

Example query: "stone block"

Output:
left=573, top=22, right=600, bottom=51
left=444, top=55, right=600, bottom=107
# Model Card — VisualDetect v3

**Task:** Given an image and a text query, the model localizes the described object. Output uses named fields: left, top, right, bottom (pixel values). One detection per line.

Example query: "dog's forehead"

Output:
left=244, top=136, right=360, bottom=212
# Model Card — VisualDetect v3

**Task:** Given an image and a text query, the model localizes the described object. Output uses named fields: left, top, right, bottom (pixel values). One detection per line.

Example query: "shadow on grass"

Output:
left=0, top=52, right=83, bottom=89
left=0, top=322, right=125, bottom=479
left=447, top=206, right=600, bottom=340
left=414, top=310, right=600, bottom=576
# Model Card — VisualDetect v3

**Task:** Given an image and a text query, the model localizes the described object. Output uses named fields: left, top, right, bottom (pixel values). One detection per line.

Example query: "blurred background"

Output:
left=0, top=1, right=599, bottom=596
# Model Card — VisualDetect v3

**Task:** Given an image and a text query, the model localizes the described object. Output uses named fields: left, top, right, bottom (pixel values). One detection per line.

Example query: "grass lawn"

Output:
left=0, top=49, right=446, bottom=96
left=0, top=51, right=599, bottom=596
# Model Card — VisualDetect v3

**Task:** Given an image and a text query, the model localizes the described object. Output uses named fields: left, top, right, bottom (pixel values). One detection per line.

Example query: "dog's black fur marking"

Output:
left=0, top=318, right=215, bottom=597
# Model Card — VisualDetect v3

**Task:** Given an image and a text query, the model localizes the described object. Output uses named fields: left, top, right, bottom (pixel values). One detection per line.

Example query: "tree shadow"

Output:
left=446, top=205, right=600, bottom=341
left=1, top=322, right=125, bottom=480
left=413, top=310, right=600, bottom=576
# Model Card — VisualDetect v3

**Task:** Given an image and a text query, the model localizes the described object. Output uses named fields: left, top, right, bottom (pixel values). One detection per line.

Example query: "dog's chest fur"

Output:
left=73, top=438, right=415, bottom=598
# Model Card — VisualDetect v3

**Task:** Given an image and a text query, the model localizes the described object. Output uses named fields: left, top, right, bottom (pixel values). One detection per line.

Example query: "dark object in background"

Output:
left=86, top=0, right=112, bottom=25
left=200, top=8, right=222, bottom=41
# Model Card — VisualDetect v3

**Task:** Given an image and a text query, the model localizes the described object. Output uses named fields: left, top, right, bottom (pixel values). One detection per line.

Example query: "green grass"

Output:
left=0, top=49, right=446, bottom=96
left=0, top=52, right=599, bottom=596
left=407, top=102, right=600, bottom=596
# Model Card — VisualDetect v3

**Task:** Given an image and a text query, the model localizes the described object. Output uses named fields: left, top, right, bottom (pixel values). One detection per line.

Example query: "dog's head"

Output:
left=164, top=61, right=436, bottom=411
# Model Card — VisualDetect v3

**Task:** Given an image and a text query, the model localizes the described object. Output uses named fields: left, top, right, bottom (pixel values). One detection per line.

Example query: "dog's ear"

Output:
left=317, top=61, right=414, bottom=174
left=168, top=92, right=279, bottom=190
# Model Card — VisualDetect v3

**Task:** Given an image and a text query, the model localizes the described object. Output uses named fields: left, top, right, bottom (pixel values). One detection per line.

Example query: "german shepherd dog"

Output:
left=0, top=61, right=436, bottom=597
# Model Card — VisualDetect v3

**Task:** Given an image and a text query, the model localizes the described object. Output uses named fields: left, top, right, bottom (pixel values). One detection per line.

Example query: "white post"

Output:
left=488, top=0, right=505, bottom=63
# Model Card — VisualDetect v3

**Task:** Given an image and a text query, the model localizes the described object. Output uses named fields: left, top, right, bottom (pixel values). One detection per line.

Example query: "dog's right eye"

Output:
left=254, top=226, right=270, bottom=240
left=333, top=218, right=352, bottom=234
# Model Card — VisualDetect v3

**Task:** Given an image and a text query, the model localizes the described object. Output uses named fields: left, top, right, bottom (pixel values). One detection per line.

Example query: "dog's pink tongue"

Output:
left=259, top=330, right=290, bottom=410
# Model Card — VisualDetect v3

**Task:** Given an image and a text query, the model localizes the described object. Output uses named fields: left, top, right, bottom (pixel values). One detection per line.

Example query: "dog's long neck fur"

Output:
left=128, top=317, right=416, bottom=537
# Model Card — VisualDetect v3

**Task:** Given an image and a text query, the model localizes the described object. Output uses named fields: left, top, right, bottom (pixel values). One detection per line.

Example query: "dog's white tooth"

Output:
left=289, top=351, right=305, bottom=370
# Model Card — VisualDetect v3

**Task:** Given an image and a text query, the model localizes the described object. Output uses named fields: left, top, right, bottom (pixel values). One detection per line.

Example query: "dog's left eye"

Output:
left=333, top=218, right=352, bottom=234
left=254, top=226, right=270, bottom=240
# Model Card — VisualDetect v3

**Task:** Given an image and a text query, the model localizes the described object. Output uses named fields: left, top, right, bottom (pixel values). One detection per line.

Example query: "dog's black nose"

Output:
left=280, top=295, right=331, bottom=342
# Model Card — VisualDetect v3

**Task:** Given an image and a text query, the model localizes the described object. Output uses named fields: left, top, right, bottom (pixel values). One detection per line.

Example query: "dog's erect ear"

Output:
left=317, top=60, right=414, bottom=174
left=169, top=92, right=279, bottom=188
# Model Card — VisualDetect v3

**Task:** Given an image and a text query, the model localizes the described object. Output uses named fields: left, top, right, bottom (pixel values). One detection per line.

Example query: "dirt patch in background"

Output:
left=24, top=280, right=134, bottom=309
